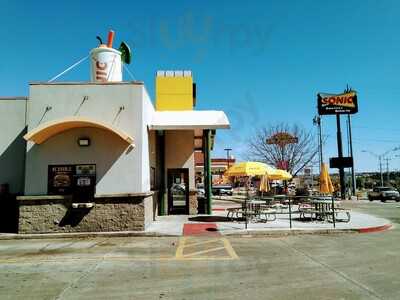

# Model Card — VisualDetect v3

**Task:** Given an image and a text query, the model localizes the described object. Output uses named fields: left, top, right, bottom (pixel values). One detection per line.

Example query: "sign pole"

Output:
left=348, top=114, right=356, bottom=196
left=336, top=114, right=346, bottom=200
left=319, top=117, right=323, bottom=166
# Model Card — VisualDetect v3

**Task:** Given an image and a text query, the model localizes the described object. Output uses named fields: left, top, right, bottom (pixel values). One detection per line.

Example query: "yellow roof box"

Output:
left=156, top=70, right=196, bottom=111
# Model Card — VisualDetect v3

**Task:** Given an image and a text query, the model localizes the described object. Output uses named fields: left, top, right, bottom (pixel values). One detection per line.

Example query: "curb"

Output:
left=0, top=223, right=392, bottom=240
left=221, top=228, right=358, bottom=237
left=357, top=223, right=393, bottom=233
left=0, top=231, right=180, bottom=240
left=222, top=223, right=393, bottom=237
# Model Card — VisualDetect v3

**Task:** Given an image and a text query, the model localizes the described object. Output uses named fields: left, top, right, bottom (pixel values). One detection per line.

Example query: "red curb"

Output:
left=357, top=224, right=392, bottom=233
left=183, top=223, right=220, bottom=236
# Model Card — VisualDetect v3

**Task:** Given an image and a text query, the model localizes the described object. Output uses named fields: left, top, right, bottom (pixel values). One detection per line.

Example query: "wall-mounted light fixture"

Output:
left=78, top=138, right=91, bottom=147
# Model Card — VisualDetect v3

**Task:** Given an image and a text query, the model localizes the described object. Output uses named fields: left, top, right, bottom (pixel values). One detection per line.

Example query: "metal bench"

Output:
left=226, top=205, right=277, bottom=222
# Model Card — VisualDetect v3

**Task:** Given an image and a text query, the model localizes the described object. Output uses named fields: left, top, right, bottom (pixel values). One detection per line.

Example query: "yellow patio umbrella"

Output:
left=224, top=161, right=278, bottom=177
left=268, top=169, right=292, bottom=181
left=259, top=174, right=270, bottom=193
left=320, top=163, right=334, bottom=194
left=225, top=161, right=278, bottom=230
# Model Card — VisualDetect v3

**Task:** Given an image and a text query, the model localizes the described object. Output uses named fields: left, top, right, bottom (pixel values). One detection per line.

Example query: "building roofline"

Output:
left=0, top=96, right=28, bottom=100
left=149, top=110, right=230, bottom=130
left=29, top=81, right=144, bottom=86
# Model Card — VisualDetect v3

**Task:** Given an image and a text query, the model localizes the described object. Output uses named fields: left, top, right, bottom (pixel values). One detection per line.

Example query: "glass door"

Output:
left=167, top=169, right=189, bottom=215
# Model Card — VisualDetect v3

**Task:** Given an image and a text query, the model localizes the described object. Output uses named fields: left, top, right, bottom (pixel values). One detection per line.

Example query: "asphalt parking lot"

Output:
left=0, top=200, right=399, bottom=300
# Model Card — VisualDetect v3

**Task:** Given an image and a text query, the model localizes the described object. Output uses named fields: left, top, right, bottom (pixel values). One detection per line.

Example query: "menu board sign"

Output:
left=48, top=164, right=96, bottom=195
left=48, top=165, right=74, bottom=195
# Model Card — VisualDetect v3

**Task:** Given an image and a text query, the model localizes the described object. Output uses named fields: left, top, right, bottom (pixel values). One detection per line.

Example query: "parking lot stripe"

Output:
left=175, top=237, right=186, bottom=259
left=182, top=246, right=226, bottom=258
left=223, top=238, right=239, bottom=259
left=184, top=238, right=221, bottom=248
left=175, top=237, right=239, bottom=260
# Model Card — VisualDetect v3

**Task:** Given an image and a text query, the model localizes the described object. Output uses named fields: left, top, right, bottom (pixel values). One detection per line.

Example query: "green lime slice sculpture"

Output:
left=119, top=42, right=132, bottom=64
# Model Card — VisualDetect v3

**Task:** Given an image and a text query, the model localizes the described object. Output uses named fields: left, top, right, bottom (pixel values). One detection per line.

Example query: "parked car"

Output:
left=368, top=186, right=400, bottom=202
left=212, top=185, right=233, bottom=196
left=219, top=187, right=233, bottom=196
left=197, top=188, right=205, bottom=198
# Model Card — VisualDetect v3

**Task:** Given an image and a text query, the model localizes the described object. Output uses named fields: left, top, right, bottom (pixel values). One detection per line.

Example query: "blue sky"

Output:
left=1, top=0, right=400, bottom=173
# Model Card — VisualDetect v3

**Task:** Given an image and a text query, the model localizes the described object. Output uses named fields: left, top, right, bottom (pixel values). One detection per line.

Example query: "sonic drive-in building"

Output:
left=0, top=31, right=230, bottom=233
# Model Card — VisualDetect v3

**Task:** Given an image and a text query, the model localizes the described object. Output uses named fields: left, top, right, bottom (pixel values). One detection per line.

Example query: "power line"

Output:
left=353, top=138, right=400, bottom=143
left=325, top=136, right=399, bottom=144
left=353, top=125, right=400, bottom=132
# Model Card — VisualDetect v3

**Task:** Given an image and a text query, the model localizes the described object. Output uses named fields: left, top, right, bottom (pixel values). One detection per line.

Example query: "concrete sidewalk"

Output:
left=0, top=201, right=392, bottom=240
left=147, top=199, right=393, bottom=235
left=146, top=209, right=392, bottom=236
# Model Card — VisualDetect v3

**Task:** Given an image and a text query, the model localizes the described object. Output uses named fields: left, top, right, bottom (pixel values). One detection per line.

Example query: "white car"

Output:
left=368, top=187, right=400, bottom=202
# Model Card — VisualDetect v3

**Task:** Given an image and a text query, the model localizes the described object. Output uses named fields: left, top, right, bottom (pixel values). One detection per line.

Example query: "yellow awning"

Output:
left=24, top=116, right=134, bottom=145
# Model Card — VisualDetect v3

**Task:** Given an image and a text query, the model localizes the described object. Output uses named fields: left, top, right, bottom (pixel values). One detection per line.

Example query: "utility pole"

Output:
left=313, top=115, right=323, bottom=173
left=224, top=148, right=232, bottom=170
left=379, top=156, right=384, bottom=186
left=384, top=157, right=390, bottom=184
left=362, top=150, right=396, bottom=187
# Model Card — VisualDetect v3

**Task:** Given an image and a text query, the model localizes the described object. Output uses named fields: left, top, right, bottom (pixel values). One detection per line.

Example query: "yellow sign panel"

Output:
left=156, top=74, right=194, bottom=111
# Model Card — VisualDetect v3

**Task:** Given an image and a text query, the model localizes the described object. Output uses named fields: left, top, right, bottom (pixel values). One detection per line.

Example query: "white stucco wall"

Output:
left=140, top=87, right=155, bottom=192
left=25, top=83, right=150, bottom=195
left=165, top=130, right=195, bottom=189
left=25, top=127, right=135, bottom=195
left=0, top=98, right=27, bottom=194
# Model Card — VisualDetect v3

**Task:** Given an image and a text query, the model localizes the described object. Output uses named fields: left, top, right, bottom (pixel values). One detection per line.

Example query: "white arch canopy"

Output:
left=24, top=116, right=134, bottom=145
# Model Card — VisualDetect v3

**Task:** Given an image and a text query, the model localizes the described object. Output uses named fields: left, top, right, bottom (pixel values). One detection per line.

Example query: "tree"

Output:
left=356, top=176, right=365, bottom=189
left=245, top=123, right=319, bottom=176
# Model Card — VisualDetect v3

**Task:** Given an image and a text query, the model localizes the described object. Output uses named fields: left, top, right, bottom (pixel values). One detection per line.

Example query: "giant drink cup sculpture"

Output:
left=90, top=30, right=132, bottom=82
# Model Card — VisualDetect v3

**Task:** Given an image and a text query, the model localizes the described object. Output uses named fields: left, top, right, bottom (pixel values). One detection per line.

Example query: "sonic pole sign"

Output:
left=317, top=88, right=358, bottom=199
left=317, top=92, right=358, bottom=115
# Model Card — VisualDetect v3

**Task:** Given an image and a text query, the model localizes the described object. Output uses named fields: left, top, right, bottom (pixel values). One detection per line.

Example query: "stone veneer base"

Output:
left=17, top=192, right=155, bottom=234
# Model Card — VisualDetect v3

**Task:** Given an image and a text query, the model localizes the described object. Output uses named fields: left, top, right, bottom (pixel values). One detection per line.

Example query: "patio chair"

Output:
left=326, top=207, right=351, bottom=223
left=259, top=207, right=277, bottom=222
left=298, top=202, right=318, bottom=220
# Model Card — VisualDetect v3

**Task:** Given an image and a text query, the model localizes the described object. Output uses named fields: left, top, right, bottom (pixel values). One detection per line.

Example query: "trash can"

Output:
left=197, top=195, right=206, bottom=214
left=0, top=183, right=9, bottom=196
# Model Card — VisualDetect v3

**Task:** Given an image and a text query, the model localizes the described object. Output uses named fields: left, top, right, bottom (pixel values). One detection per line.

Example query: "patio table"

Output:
left=250, top=200, right=267, bottom=205
left=226, top=203, right=277, bottom=222
left=309, top=200, right=351, bottom=222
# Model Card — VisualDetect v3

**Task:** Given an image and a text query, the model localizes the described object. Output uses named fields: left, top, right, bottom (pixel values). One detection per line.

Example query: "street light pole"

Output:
left=313, top=115, right=323, bottom=173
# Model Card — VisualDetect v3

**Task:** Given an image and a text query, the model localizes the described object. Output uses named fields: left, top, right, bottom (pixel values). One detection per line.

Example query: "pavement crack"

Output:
left=54, top=260, right=101, bottom=300
left=278, top=239, right=384, bottom=300
left=54, top=238, right=113, bottom=300
left=40, top=241, right=75, bottom=252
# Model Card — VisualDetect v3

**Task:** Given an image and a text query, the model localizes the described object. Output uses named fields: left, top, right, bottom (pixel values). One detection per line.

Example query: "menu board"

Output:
left=48, top=165, right=74, bottom=195
left=48, top=164, right=96, bottom=195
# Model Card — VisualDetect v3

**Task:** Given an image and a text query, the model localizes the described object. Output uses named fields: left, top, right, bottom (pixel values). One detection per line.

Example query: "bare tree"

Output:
left=245, top=123, right=318, bottom=176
